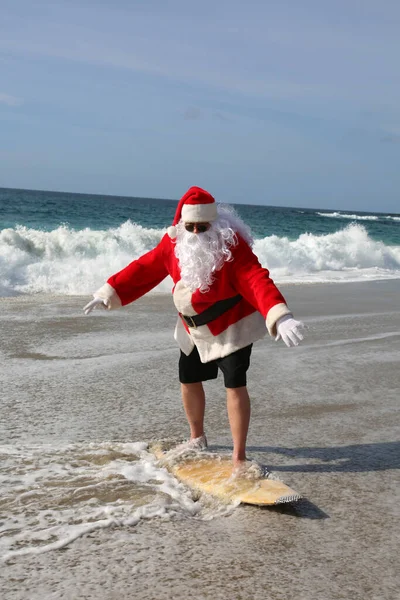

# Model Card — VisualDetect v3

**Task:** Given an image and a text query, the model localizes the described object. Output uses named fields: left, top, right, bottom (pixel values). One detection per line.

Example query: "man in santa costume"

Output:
left=84, top=186, right=304, bottom=471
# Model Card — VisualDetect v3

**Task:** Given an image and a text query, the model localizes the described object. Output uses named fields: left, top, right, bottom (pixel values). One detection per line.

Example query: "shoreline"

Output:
left=1, top=276, right=400, bottom=302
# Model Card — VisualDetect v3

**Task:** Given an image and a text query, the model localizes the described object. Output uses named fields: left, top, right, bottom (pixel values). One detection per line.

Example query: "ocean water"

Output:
left=1, top=187, right=399, bottom=297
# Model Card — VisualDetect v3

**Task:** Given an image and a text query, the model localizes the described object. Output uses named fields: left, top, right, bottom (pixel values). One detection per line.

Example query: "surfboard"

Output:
left=150, top=442, right=302, bottom=505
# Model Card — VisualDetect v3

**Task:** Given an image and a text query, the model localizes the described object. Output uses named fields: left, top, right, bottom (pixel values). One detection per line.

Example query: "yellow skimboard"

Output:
left=150, top=443, right=301, bottom=505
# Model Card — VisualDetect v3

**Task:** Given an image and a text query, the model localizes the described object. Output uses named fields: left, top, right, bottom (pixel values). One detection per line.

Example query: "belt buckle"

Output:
left=187, top=315, right=197, bottom=329
left=187, top=317, right=197, bottom=329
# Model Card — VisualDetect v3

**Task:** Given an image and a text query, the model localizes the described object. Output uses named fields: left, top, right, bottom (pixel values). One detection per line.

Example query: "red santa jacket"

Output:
left=94, top=233, right=291, bottom=362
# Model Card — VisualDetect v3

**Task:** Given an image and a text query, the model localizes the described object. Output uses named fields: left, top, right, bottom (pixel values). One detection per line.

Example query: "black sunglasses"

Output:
left=184, top=223, right=210, bottom=233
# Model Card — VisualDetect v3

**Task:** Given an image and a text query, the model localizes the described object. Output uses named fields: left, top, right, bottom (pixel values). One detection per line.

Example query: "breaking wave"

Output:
left=317, top=212, right=379, bottom=221
left=1, top=221, right=399, bottom=296
left=317, top=211, right=400, bottom=222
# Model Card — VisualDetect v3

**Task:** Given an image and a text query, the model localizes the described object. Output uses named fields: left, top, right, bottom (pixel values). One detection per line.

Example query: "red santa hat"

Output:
left=167, top=186, right=217, bottom=238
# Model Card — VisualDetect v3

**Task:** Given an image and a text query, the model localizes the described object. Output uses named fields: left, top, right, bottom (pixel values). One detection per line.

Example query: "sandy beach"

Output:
left=1, top=280, right=399, bottom=600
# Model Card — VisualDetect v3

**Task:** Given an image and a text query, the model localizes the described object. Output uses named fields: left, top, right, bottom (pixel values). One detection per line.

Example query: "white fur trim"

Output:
left=173, top=307, right=267, bottom=362
left=174, top=317, right=195, bottom=356
left=265, top=303, right=292, bottom=336
left=181, top=203, right=217, bottom=223
left=93, top=282, right=122, bottom=310
left=167, top=225, right=177, bottom=239
left=172, top=280, right=197, bottom=315
left=172, top=280, right=272, bottom=361
left=189, top=311, right=266, bottom=363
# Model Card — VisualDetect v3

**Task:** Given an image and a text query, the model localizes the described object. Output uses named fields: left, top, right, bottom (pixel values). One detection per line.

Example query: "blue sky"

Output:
left=1, top=0, right=399, bottom=212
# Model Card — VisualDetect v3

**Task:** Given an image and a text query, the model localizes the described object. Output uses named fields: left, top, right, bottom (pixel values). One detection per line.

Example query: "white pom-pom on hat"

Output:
left=167, top=225, right=177, bottom=239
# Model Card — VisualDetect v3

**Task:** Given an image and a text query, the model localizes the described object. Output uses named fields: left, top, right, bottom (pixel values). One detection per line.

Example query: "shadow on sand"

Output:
left=213, top=441, right=400, bottom=474
left=257, top=498, right=330, bottom=520
left=212, top=441, right=400, bottom=520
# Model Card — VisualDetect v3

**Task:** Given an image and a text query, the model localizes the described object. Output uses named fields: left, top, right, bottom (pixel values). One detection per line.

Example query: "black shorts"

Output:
left=179, top=344, right=253, bottom=389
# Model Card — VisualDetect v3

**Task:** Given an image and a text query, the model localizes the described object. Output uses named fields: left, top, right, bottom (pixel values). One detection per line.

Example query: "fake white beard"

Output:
left=174, top=206, right=253, bottom=293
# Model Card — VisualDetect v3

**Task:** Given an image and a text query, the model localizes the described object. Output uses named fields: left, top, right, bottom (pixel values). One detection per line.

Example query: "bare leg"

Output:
left=181, top=382, right=206, bottom=439
left=226, top=386, right=251, bottom=467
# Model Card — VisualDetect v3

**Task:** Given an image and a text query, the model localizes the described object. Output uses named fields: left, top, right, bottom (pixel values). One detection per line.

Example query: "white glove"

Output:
left=83, top=297, right=108, bottom=315
left=275, top=315, right=305, bottom=347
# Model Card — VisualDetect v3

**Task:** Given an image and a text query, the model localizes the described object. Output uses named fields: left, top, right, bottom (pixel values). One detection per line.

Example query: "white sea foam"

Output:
left=0, top=221, right=171, bottom=296
left=0, top=222, right=399, bottom=296
left=1, top=441, right=235, bottom=562
left=317, top=211, right=379, bottom=221
left=255, top=223, right=400, bottom=283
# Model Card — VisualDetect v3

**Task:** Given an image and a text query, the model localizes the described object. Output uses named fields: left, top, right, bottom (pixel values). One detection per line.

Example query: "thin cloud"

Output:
left=214, top=111, right=233, bottom=123
left=183, top=107, right=202, bottom=120
left=183, top=108, right=234, bottom=122
left=2, top=4, right=398, bottom=106
left=0, top=92, right=23, bottom=106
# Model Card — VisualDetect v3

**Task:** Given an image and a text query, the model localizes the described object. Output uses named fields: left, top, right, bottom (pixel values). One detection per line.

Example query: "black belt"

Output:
left=180, top=294, right=242, bottom=328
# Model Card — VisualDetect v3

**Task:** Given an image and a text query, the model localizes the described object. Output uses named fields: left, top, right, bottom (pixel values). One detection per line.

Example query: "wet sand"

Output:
left=1, top=280, right=399, bottom=599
